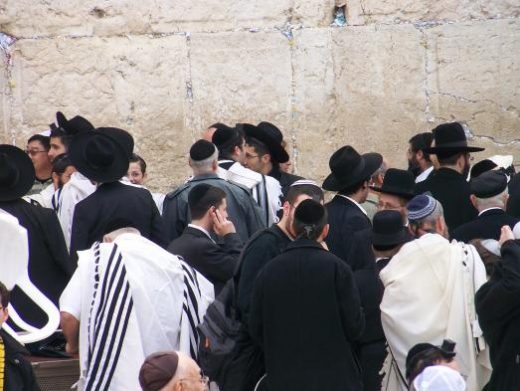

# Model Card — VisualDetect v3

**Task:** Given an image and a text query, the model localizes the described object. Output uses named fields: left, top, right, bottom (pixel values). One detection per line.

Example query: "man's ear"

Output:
left=281, top=201, right=291, bottom=217
left=261, top=154, right=271, bottom=165
left=436, top=216, right=447, bottom=237
left=470, top=194, right=478, bottom=209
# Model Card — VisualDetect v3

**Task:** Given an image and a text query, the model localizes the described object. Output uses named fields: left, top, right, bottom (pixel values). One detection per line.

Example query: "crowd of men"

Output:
left=1, top=113, right=520, bottom=391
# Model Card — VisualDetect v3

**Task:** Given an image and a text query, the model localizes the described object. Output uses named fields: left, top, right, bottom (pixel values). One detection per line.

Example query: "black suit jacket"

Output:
left=167, top=226, right=242, bottom=294
left=70, top=181, right=166, bottom=260
left=326, top=195, right=372, bottom=268
left=415, top=168, right=477, bottom=233
left=0, top=200, right=72, bottom=328
left=451, top=208, right=519, bottom=243
left=249, top=239, right=365, bottom=391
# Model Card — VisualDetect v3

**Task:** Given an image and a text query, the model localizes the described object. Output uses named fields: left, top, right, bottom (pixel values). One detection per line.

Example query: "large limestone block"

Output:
left=348, top=0, right=520, bottom=25
left=0, top=0, right=333, bottom=37
left=188, top=30, right=292, bottom=141
left=330, top=25, right=428, bottom=170
left=426, top=19, right=520, bottom=144
left=8, top=35, right=188, bottom=191
left=291, top=28, right=337, bottom=180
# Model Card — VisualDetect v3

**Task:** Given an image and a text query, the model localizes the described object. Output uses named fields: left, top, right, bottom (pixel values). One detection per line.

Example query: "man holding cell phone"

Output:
left=167, top=183, right=243, bottom=295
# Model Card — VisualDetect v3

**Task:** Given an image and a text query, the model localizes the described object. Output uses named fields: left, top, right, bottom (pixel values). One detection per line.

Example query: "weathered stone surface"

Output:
left=349, top=0, right=520, bottom=25
left=1, top=1, right=520, bottom=190
left=0, top=0, right=334, bottom=38
left=6, top=35, right=188, bottom=191
left=189, top=30, right=292, bottom=140
left=426, top=19, right=520, bottom=145
left=331, top=24, right=428, bottom=169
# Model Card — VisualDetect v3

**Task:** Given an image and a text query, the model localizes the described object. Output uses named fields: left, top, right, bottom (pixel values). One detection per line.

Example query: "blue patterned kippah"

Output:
left=407, top=194, right=437, bottom=221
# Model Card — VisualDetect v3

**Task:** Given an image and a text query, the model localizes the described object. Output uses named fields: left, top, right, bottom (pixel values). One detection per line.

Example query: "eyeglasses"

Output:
left=245, top=153, right=259, bottom=160
left=25, top=149, right=47, bottom=156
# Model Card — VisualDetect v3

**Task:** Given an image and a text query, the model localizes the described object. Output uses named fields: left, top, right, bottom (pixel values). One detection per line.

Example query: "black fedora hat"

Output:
left=243, top=122, right=289, bottom=163
left=69, top=131, right=129, bottom=183
left=56, top=111, right=94, bottom=135
left=322, top=146, right=382, bottom=191
left=423, top=122, right=485, bottom=155
left=371, top=168, right=415, bottom=199
left=0, top=145, right=35, bottom=201
left=372, top=210, right=412, bottom=247
left=97, top=127, right=134, bottom=159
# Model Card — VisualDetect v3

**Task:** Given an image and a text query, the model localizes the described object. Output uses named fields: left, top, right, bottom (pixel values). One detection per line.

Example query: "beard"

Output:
left=407, top=158, right=422, bottom=178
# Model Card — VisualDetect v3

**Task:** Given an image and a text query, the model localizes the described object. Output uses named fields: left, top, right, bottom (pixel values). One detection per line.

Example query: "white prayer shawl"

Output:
left=71, top=234, right=214, bottom=391
left=380, top=233, right=491, bottom=391
left=57, top=172, right=96, bottom=250
left=217, top=161, right=282, bottom=225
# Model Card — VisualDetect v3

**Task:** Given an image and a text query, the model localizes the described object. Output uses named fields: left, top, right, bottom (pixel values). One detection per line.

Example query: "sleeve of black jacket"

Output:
left=162, top=193, right=189, bottom=242
left=336, top=261, right=365, bottom=342
left=202, top=233, right=243, bottom=283
left=40, top=207, right=74, bottom=276
left=248, top=268, right=265, bottom=348
left=476, top=239, right=520, bottom=329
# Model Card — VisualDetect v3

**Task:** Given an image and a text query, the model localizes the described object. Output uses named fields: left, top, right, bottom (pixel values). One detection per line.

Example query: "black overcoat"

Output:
left=414, top=167, right=477, bottom=233
left=1, top=329, right=40, bottom=391
left=70, top=181, right=167, bottom=259
left=325, top=195, right=372, bottom=268
left=475, top=239, right=520, bottom=391
left=0, top=199, right=72, bottom=328
left=450, top=208, right=519, bottom=243
left=249, top=239, right=365, bottom=391
left=167, top=226, right=242, bottom=295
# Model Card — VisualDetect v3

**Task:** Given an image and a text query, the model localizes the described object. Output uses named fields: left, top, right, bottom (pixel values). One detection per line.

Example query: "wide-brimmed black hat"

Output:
left=97, top=127, right=134, bottom=159
left=371, top=168, right=415, bottom=199
left=372, top=210, right=412, bottom=247
left=424, top=122, right=485, bottom=155
left=243, top=122, right=289, bottom=163
left=69, top=131, right=129, bottom=183
left=0, top=145, right=35, bottom=201
left=55, top=111, right=94, bottom=135
left=322, top=146, right=382, bottom=191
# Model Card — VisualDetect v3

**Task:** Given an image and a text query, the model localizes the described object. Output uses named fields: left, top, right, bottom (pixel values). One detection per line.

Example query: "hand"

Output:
left=499, top=225, right=515, bottom=247
left=211, top=209, right=236, bottom=236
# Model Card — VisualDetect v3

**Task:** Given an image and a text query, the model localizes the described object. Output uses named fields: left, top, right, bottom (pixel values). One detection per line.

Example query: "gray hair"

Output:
left=409, top=199, right=444, bottom=232
left=190, top=147, right=218, bottom=174
left=474, top=188, right=508, bottom=211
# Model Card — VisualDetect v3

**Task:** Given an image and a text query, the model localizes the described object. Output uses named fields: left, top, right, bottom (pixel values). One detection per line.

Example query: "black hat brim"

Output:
left=69, top=132, right=129, bottom=183
left=0, top=145, right=35, bottom=201
left=323, top=152, right=382, bottom=192
left=372, top=229, right=412, bottom=247
left=370, top=185, right=416, bottom=200
left=243, top=124, right=289, bottom=163
left=424, top=145, right=485, bottom=154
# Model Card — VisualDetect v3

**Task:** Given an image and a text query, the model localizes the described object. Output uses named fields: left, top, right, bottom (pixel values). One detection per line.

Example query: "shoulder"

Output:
left=165, top=183, right=191, bottom=201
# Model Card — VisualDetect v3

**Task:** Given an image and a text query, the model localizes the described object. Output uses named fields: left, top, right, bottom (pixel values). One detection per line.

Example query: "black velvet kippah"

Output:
left=295, top=199, right=325, bottom=225
left=188, top=183, right=213, bottom=207
left=190, top=139, right=216, bottom=161
left=212, top=125, right=237, bottom=148
left=470, top=170, right=507, bottom=198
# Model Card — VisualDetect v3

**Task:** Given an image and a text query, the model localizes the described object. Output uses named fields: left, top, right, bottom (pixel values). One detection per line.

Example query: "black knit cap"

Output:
left=295, top=199, right=326, bottom=225
left=190, top=139, right=216, bottom=161
left=470, top=170, right=508, bottom=198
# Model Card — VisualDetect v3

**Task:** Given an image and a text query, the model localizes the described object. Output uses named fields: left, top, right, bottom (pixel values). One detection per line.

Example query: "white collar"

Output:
left=337, top=194, right=368, bottom=216
left=188, top=224, right=214, bottom=241
left=478, top=207, right=503, bottom=216
left=415, top=166, right=434, bottom=183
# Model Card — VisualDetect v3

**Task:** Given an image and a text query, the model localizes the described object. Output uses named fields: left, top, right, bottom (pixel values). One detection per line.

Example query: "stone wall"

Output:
left=1, top=1, right=519, bottom=191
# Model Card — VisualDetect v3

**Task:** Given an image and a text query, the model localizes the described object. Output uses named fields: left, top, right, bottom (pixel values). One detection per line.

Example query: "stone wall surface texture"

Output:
left=0, top=1, right=519, bottom=191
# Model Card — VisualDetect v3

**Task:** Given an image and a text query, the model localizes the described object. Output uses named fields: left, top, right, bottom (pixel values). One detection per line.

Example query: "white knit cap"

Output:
left=413, top=366, right=466, bottom=391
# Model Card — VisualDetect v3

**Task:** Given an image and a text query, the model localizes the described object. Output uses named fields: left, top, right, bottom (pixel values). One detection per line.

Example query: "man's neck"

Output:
left=276, top=219, right=294, bottom=240
left=190, top=219, right=212, bottom=234
left=419, top=162, right=433, bottom=173
left=35, top=168, right=52, bottom=181
left=340, top=192, right=365, bottom=204
left=439, top=164, right=462, bottom=175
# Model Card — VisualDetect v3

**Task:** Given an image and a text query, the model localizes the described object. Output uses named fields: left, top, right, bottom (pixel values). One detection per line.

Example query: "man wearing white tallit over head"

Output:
left=60, top=225, right=214, bottom=391
left=380, top=194, right=491, bottom=391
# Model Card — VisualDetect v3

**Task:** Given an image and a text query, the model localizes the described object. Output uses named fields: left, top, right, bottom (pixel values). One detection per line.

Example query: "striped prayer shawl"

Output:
left=85, top=242, right=134, bottom=390
left=180, top=261, right=202, bottom=359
